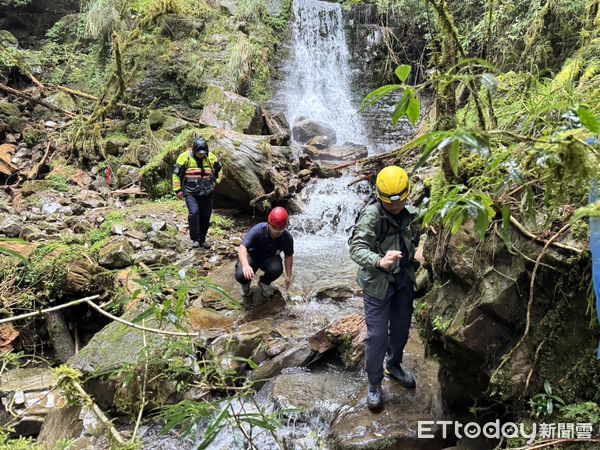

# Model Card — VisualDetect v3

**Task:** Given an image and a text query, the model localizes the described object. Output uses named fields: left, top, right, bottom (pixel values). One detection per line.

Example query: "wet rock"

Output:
left=199, top=84, right=265, bottom=134
left=186, top=307, right=234, bottom=331
left=325, top=313, right=367, bottom=368
left=0, top=213, right=22, bottom=237
left=97, top=237, right=134, bottom=269
left=314, top=282, right=357, bottom=300
left=0, top=368, right=67, bottom=436
left=249, top=341, right=317, bottom=387
left=210, top=321, right=269, bottom=371
left=292, top=119, right=337, bottom=145
left=305, top=142, right=368, bottom=162
left=307, top=135, right=333, bottom=149
left=328, top=334, right=446, bottom=450
left=267, top=369, right=363, bottom=417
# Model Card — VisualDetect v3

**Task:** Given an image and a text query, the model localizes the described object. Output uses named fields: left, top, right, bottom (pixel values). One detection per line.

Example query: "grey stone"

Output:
left=151, top=221, right=167, bottom=232
left=304, top=142, right=368, bottom=162
left=19, top=225, right=44, bottom=241
left=73, top=219, right=92, bottom=234
left=133, top=249, right=177, bottom=265
left=0, top=368, right=67, bottom=436
left=292, top=119, right=337, bottom=145
left=41, top=202, right=61, bottom=215
left=97, top=238, right=134, bottom=269
left=75, top=190, right=106, bottom=209
left=116, top=164, right=140, bottom=188
left=0, top=214, right=22, bottom=237
left=249, top=342, right=316, bottom=387
left=111, top=223, right=124, bottom=235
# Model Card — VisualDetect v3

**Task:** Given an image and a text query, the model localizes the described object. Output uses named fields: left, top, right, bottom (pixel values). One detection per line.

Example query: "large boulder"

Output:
left=421, top=220, right=599, bottom=408
left=292, top=119, right=337, bottom=145
left=199, top=84, right=265, bottom=134
left=327, top=332, right=446, bottom=450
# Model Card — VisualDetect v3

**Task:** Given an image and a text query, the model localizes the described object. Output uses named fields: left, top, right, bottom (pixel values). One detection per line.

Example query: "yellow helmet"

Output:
left=376, top=166, right=410, bottom=203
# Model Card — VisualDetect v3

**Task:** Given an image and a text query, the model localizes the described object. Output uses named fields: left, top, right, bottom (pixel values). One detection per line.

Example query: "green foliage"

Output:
left=236, top=0, right=268, bottom=23
left=0, top=429, right=42, bottom=450
left=559, top=402, right=600, bottom=425
left=226, top=35, right=253, bottom=95
left=432, top=315, right=452, bottom=332
left=423, top=185, right=496, bottom=239
left=529, top=381, right=566, bottom=417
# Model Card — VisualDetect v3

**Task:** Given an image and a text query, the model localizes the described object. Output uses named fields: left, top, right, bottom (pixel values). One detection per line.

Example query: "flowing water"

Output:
left=273, top=0, right=370, bottom=146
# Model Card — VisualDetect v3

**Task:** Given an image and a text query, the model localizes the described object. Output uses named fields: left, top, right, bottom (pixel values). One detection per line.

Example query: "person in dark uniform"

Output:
left=235, top=207, right=294, bottom=297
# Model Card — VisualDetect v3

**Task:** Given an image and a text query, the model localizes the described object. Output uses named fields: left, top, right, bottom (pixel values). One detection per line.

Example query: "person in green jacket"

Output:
left=172, top=137, right=223, bottom=249
left=349, top=165, right=423, bottom=411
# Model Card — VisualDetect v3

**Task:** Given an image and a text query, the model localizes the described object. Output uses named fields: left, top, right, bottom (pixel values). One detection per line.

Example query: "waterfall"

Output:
left=277, top=0, right=369, bottom=146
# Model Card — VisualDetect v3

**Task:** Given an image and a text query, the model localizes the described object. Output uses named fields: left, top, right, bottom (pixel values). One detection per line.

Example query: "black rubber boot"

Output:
left=385, top=364, right=416, bottom=388
left=367, top=382, right=383, bottom=411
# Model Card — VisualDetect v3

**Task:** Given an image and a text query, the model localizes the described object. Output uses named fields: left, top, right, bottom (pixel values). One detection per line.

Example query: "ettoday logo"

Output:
left=418, top=420, right=595, bottom=444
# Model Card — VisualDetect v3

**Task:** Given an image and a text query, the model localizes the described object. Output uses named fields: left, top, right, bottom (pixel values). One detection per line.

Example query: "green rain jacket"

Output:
left=349, top=202, right=417, bottom=300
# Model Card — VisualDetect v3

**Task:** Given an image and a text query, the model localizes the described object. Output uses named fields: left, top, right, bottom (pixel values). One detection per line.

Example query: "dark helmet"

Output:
left=192, top=137, right=209, bottom=156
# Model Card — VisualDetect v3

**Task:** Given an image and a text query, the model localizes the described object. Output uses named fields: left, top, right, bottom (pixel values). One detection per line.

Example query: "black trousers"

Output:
left=234, top=255, right=283, bottom=286
left=363, top=270, right=414, bottom=385
left=184, top=193, right=212, bottom=243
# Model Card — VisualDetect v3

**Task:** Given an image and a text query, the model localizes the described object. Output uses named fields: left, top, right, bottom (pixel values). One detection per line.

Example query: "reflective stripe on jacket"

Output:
left=172, top=150, right=222, bottom=194
left=349, top=203, right=416, bottom=300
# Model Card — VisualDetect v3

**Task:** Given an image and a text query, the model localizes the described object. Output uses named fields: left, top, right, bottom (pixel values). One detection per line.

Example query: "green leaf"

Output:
left=395, top=64, right=411, bottom=83
left=544, top=381, right=552, bottom=395
left=576, top=105, right=600, bottom=133
left=449, top=140, right=460, bottom=177
left=361, top=84, right=403, bottom=111
left=392, top=90, right=412, bottom=127
left=450, top=213, right=465, bottom=234
left=500, top=207, right=512, bottom=252
left=480, top=73, right=498, bottom=94
left=0, top=246, right=27, bottom=263
left=475, top=211, right=489, bottom=239
left=547, top=399, right=553, bottom=415
left=406, top=95, right=421, bottom=125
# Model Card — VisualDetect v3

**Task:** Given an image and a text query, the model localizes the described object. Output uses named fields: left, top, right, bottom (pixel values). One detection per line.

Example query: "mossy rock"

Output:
left=42, top=92, right=77, bottom=113
left=22, top=126, right=46, bottom=147
left=103, top=134, right=130, bottom=156
left=0, top=101, right=21, bottom=118
left=97, top=238, right=134, bottom=269
left=199, top=84, right=265, bottom=134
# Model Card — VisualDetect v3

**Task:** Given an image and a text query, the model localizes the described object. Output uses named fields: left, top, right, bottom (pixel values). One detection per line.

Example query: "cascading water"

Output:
left=275, top=0, right=370, bottom=146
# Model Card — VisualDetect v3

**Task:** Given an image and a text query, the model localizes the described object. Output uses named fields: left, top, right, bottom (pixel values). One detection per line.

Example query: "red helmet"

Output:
left=268, top=207, right=288, bottom=229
